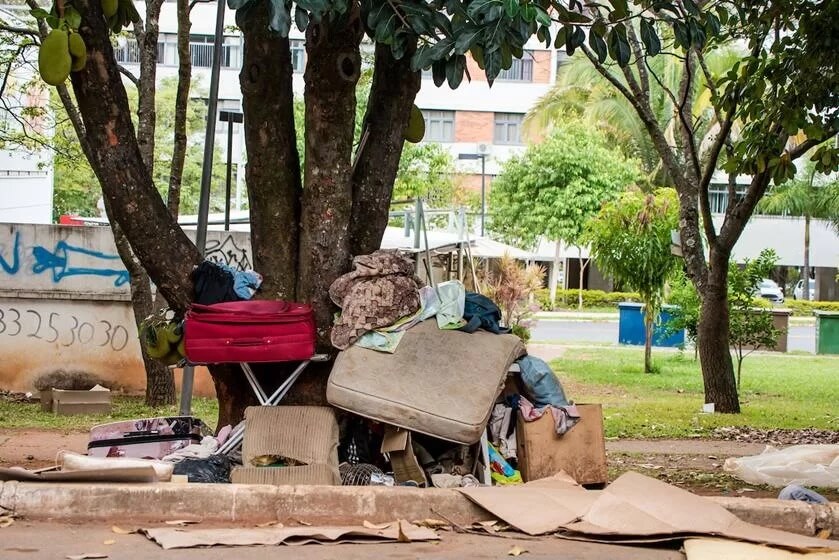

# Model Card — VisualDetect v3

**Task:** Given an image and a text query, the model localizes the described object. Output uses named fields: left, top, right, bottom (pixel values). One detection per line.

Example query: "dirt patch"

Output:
left=0, top=429, right=88, bottom=469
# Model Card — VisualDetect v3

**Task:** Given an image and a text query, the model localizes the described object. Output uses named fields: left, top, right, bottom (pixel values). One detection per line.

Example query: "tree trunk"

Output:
left=803, top=214, right=811, bottom=300
left=643, top=305, right=653, bottom=373
left=349, top=41, right=420, bottom=256
left=70, top=0, right=199, bottom=312
left=696, top=252, right=740, bottom=413
left=134, top=0, right=163, bottom=170
left=239, top=0, right=301, bottom=300
left=577, top=248, right=587, bottom=310
left=167, top=0, right=191, bottom=218
left=297, top=13, right=363, bottom=344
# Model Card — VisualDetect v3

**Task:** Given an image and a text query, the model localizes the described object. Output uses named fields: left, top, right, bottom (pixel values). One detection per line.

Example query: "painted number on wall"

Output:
left=0, top=307, right=130, bottom=351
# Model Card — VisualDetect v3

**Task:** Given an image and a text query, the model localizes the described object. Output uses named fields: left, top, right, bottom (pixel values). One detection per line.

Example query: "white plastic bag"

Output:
left=723, top=444, right=839, bottom=488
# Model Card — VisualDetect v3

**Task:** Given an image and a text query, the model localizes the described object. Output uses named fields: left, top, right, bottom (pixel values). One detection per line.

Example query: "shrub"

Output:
left=534, top=288, right=642, bottom=310
left=785, top=299, right=839, bottom=316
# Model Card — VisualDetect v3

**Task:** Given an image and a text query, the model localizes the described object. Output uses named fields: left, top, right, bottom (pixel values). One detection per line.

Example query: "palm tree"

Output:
left=525, top=44, right=742, bottom=185
left=758, top=164, right=839, bottom=300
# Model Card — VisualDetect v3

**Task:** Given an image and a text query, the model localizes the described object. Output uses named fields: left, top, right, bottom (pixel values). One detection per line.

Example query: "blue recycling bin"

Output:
left=618, top=302, right=685, bottom=347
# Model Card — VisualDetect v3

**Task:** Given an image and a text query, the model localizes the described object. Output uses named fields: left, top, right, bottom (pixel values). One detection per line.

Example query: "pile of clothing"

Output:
left=328, top=250, right=508, bottom=353
left=191, top=260, right=263, bottom=305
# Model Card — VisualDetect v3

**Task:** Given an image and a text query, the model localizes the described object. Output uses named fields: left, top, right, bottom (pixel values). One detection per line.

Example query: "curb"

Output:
left=2, top=481, right=837, bottom=536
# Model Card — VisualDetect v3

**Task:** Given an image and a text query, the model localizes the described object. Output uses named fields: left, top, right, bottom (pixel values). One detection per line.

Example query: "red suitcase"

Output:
left=184, top=300, right=316, bottom=364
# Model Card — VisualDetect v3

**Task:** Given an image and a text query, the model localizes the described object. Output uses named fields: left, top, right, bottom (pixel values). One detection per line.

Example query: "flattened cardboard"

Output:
left=516, top=403, right=607, bottom=485
left=0, top=466, right=158, bottom=483
left=381, top=426, right=427, bottom=486
left=143, top=520, right=440, bottom=549
left=459, top=471, right=838, bottom=552
left=240, top=406, right=340, bottom=485
left=48, top=387, right=112, bottom=415
left=684, top=538, right=839, bottom=560
left=231, top=464, right=341, bottom=486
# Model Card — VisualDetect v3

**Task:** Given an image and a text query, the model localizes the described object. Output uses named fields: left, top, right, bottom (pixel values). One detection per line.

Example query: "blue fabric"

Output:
left=458, top=292, right=509, bottom=334
left=517, top=355, right=569, bottom=408
left=778, top=484, right=828, bottom=504
left=220, top=264, right=263, bottom=300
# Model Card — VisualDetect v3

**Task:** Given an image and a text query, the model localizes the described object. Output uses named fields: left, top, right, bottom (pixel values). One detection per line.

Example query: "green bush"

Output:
left=535, top=288, right=641, bottom=310
left=785, top=299, right=839, bottom=316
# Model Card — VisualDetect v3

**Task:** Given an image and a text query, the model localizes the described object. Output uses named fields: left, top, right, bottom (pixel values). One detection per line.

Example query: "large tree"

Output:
left=529, top=1, right=839, bottom=412
left=489, top=123, right=641, bottom=308
left=26, top=0, right=838, bottom=424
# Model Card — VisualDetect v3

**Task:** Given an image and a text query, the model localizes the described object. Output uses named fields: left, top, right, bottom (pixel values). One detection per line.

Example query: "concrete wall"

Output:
left=0, top=223, right=252, bottom=395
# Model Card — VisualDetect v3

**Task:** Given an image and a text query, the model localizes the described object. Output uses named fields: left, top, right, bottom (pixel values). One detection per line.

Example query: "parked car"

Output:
left=756, top=278, right=785, bottom=304
left=793, top=279, right=816, bottom=301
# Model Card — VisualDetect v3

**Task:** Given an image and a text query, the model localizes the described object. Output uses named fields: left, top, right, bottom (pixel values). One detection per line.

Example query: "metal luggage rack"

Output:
left=216, top=354, right=330, bottom=456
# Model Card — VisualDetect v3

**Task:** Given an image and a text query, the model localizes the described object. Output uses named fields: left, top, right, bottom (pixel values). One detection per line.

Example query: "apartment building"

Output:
left=113, top=2, right=560, bottom=207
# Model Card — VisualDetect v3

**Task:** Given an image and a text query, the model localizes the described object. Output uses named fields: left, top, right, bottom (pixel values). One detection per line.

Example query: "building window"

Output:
left=114, top=39, right=141, bottom=64
left=421, top=110, right=455, bottom=142
left=494, top=113, right=524, bottom=144
left=290, top=39, right=305, bottom=73
left=189, top=35, right=240, bottom=68
left=498, top=52, right=534, bottom=82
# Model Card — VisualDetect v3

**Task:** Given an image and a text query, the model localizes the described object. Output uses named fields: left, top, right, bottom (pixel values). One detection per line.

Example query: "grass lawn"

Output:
left=0, top=395, right=220, bottom=431
left=553, top=347, right=839, bottom=439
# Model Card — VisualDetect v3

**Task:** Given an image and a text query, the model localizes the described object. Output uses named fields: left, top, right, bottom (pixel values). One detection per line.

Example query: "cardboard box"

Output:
left=516, top=403, right=607, bottom=486
left=238, top=406, right=340, bottom=485
left=381, top=425, right=428, bottom=486
left=45, top=386, right=112, bottom=415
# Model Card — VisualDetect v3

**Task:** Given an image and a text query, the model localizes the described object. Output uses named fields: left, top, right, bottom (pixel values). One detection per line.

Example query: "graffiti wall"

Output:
left=0, top=223, right=252, bottom=395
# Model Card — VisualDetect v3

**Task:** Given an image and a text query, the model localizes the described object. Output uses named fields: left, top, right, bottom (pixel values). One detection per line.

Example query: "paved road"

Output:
left=531, top=319, right=816, bottom=354
left=0, top=522, right=685, bottom=559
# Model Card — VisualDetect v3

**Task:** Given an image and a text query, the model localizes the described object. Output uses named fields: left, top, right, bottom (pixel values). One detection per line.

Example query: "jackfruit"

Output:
left=101, top=0, right=118, bottom=18
left=163, top=321, right=182, bottom=345
left=404, top=105, right=425, bottom=143
left=68, top=32, right=87, bottom=72
left=37, top=29, right=72, bottom=86
left=160, top=349, right=183, bottom=367
left=141, top=323, right=171, bottom=359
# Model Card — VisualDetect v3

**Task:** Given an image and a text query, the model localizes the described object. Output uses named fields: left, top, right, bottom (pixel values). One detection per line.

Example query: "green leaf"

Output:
left=227, top=0, right=254, bottom=10
left=294, top=6, right=309, bottom=30
left=29, top=7, right=50, bottom=19
left=639, top=18, right=661, bottom=56
left=64, top=6, right=81, bottom=29
left=537, top=25, right=551, bottom=48
left=673, top=21, right=690, bottom=49
left=470, top=45, right=485, bottom=68
left=267, top=0, right=291, bottom=35
left=484, top=47, right=502, bottom=84
left=566, top=25, right=584, bottom=57
left=688, top=19, right=706, bottom=48
left=534, top=6, right=551, bottom=26
left=608, top=0, right=628, bottom=19
left=683, top=0, right=700, bottom=16
left=607, top=23, right=630, bottom=66
left=521, top=3, right=536, bottom=23
left=504, top=0, right=518, bottom=18
left=716, top=5, right=729, bottom=25
left=411, top=45, right=434, bottom=71
left=432, top=59, right=447, bottom=87
left=454, top=24, right=482, bottom=54
left=45, top=15, right=59, bottom=29
left=501, top=43, right=513, bottom=70
left=446, top=54, right=466, bottom=89
left=588, top=28, right=607, bottom=62
left=704, top=12, right=720, bottom=36
left=554, top=25, right=568, bottom=49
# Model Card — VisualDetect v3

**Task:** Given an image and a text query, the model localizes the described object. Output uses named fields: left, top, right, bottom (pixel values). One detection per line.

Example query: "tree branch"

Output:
left=188, top=0, right=213, bottom=12
left=167, top=0, right=192, bottom=219
left=117, top=64, right=140, bottom=87
left=625, top=23, right=649, bottom=100
left=789, top=136, right=833, bottom=161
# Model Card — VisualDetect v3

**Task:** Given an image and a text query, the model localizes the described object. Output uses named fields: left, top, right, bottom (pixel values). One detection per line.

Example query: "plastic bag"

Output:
left=723, top=444, right=839, bottom=488
left=172, top=454, right=232, bottom=483
left=517, top=355, right=570, bottom=408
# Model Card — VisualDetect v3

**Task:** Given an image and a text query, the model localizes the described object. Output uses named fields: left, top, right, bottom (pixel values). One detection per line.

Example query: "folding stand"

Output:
left=217, top=354, right=330, bottom=455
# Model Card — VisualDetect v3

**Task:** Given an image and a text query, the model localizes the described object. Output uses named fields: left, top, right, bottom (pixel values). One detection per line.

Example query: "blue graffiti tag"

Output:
left=0, top=231, right=21, bottom=275
left=32, top=240, right=130, bottom=287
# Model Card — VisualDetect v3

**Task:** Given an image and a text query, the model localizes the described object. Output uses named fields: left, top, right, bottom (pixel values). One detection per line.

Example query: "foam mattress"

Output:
left=327, top=319, right=525, bottom=444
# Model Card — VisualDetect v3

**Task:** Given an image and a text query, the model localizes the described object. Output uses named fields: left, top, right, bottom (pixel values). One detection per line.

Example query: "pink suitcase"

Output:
left=87, top=416, right=210, bottom=459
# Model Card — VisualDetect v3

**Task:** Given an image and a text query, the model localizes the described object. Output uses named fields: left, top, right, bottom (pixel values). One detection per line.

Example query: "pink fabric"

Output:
left=517, top=396, right=580, bottom=436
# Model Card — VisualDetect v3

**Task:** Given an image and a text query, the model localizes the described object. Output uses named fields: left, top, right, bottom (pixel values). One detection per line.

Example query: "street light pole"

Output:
left=480, top=154, right=486, bottom=237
